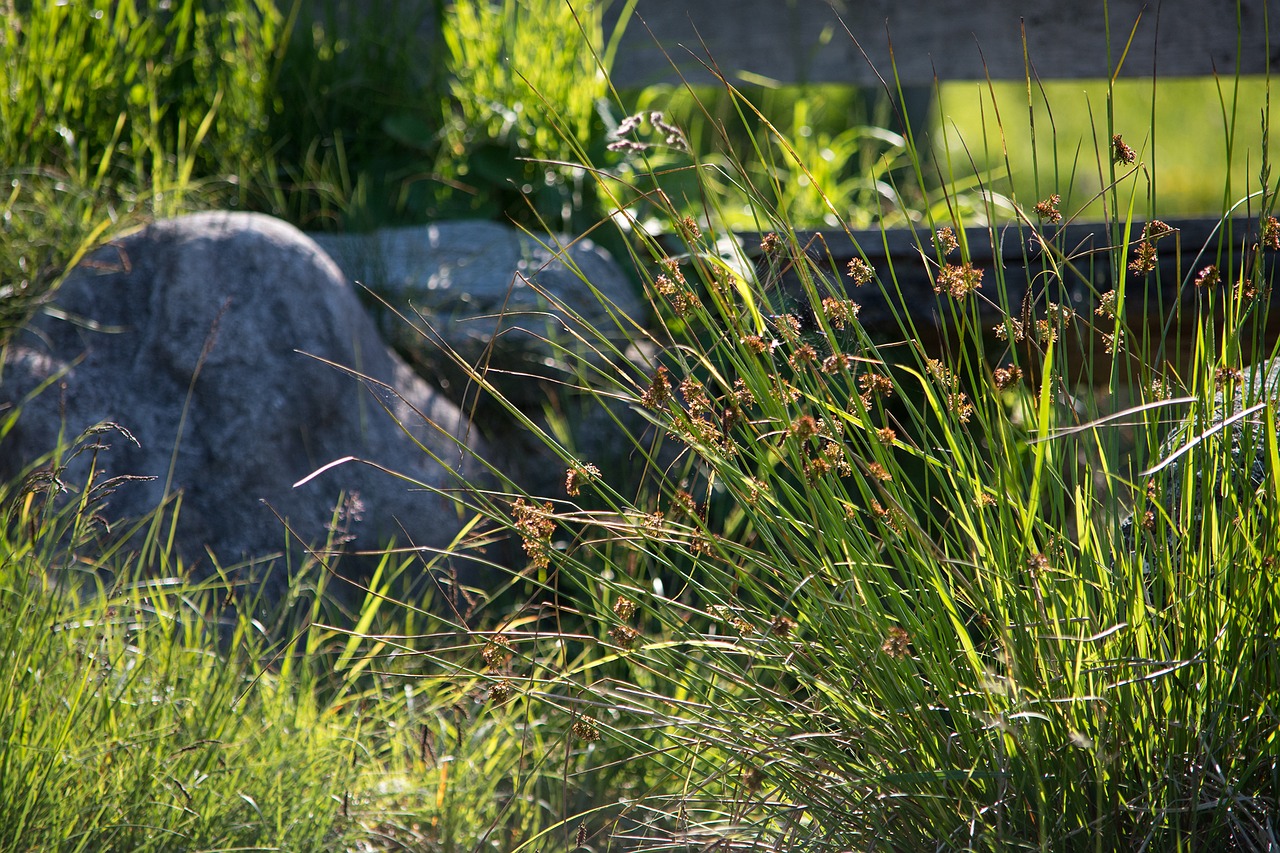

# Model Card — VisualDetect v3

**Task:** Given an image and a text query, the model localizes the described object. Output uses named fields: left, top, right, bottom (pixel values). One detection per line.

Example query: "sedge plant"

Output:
left=356, top=18, right=1280, bottom=851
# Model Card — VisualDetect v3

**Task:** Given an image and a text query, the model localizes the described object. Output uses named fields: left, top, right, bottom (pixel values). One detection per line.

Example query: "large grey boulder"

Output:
left=1, top=212, right=490, bottom=602
left=312, top=221, right=646, bottom=413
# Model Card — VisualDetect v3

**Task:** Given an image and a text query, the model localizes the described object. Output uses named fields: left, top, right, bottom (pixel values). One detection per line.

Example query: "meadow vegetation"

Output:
left=1, top=0, right=1277, bottom=850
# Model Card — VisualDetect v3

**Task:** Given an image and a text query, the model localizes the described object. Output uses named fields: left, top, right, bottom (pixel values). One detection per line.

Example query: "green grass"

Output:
left=2, top=0, right=1279, bottom=849
left=938, top=76, right=1280, bottom=220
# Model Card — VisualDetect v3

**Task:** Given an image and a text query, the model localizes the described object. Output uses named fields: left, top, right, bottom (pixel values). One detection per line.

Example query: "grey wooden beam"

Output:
left=605, top=0, right=1276, bottom=88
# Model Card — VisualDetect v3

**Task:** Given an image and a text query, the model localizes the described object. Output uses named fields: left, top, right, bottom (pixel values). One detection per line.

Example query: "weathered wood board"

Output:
left=606, top=0, right=1276, bottom=87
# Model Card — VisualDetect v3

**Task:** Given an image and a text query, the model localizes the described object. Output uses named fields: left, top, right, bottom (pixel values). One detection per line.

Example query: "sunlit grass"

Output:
left=2, top=1, right=1278, bottom=850
left=939, top=76, right=1279, bottom=219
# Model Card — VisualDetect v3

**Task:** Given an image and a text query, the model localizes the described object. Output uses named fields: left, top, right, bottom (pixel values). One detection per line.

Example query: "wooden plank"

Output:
left=605, top=0, right=1276, bottom=88
left=726, top=217, right=1280, bottom=380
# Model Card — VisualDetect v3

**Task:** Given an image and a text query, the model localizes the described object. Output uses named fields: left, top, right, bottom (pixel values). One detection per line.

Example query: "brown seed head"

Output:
left=572, top=717, right=602, bottom=743
left=1264, top=216, right=1280, bottom=251
left=613, top=596, right=637, bottom=620
left=609, top=625, right=639, bottom=649
left=882, top=625, right=910, bottom=658
left=1195, top=265, right=1221, bottom=287
left=642, top=366, right=672, bottom=408
left=1111, top=134, right=1136, bottom=165
left=790, top=415, right=819, bottom=441
left=679, top=215, right=702, bottom=240
left=934, top=226, right=959, bottom=255
left=846, top=257, right=873, bottom=286
left=1095, top=290, right=1119, bottom=318
left=1034, top=194, right=1062, bottom=223
left=821, top=296, right=860, bottom=329
left=565, top=463, right=600, bottom=496
left=789, top=342, right=819, bottom=367
left=822, top=353, right=853, bottom=374
left=858, top=373, right=895, bottom=399
left=1215, top=366, right=1244, bottom=389
left=935, top=262, right=983, bottom=299
left=867, top=462, right=892, bottom=482
left=1144, top=220, right=1174, bottom=242
left=992, top=365, right=1023, bottom=391
left=1128, top=241, right=1158, bottom=275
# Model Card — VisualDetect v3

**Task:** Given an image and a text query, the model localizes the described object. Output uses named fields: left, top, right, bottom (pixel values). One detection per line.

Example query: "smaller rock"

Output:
left=312, top=221, right=646, bottom=412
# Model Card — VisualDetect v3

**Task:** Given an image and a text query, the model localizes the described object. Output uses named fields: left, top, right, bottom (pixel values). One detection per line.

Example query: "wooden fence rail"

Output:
left=605, top=0, right=1274, bottom=87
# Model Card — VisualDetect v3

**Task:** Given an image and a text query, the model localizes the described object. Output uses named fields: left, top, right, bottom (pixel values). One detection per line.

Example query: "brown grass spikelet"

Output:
left=730, top=378, right=757, bottom=408
left=1195, top=265, right=1221, bottom=287
left=992, top=365, right=1023, bottom=390
left=680, top=377, right=711, bottom=416
left=742, top=765, right=764, bottom=794
left=640, top=509, right=665, bottom=534
left=822, top=353, right=853, bottom=374
left=858, top=372, right=895, bottom=399
left=1264, top=216, right=1280, bottom=251
left=1128, top=240, right=1158, bottom=275
left=678, top=215, right=702, bottom=240
left=576, top=822, right=588, bottom=847
left=994, top=318, right=1026, bottom=343
left=659, top=255, right=686, bottom=283
left=1215, top=366, right=1244, bottom=390
left=1095, top=290, right=1119, bottom=318
left=870, top=500, right=904, bottom=532
left=882, top=625, right=911, bottom=658
left=804, top=455, right=832, bottom=482
left=653, top=273, right=677, bottom=297
left=1034, top=194, right=1062, bottom=223
left=1027, top=552, right=1051, bottom=573
left=564, top=463, right=600, bottom=496
left=1035, top=302, right=1075, bottom=344
left=867, top=462, right=892, bottom=482
left=933, top=226, right=959, bottom=255
left=655, top=273, right=697, bottom=315
left=773, top=313, right=803, bottom=342
left=876, top=426, right=897, bottom=444
left=935, top=262, right=983, bottom=299
left=769, top=614, right=794, bottom=637
left=1111, top=133, right=1136, bottom=165
left=672, top=489, right=704, bottom=521
left=760, top=232, right=783, bottom=256
left=790, top=415, right=819, bottom=441
left=789, top=342, right=819, bottom=367
left=641, top=365, right=672, bottom=408
left=948, top=392, right=975, bottom=423
left=572, top=717, right=602, bottom=743
left=1144, top=219, right=1174, bottom=241
left=821, top=296, right=860, bottom=329
left=925, top=358, right=948, bottom=383
left=741, top=334, right=768, bottom=355
left=721, top=403, right=745, bottom=431
left=846, top=256, right=873, bottom=286
left=482, top=633, right=511, bottom=669
left=744, top=476, right=768, bottom=504
left=609, top=625, right=639, bottom=649
left=613, top=596, right=637, bottom=620
left=488, top=679, right=515, bottom=706
left=512, top=500, right=556, bottom=569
